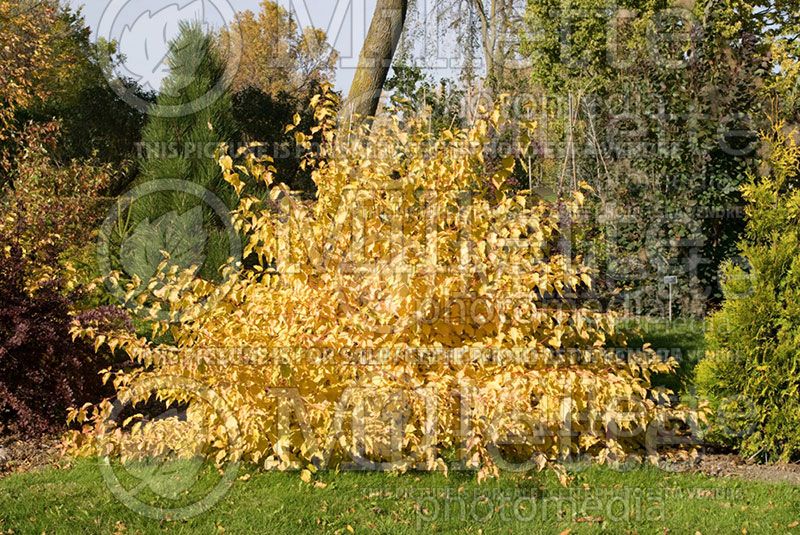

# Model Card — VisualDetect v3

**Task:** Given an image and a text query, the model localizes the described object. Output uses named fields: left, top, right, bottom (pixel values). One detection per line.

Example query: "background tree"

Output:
left=219, top=0, right=337, bottom=97
left=2, top=2, right=150, bottom=193
left=120, top=23, right=237, bottom=283
left=521, top=0, right=770, bottom=316
left=395, top=0, right=529, bottom=96
left=464, top=0, right=528, bottom=92
left=0, top=0, right=59, bottom=174
left=220, top=1, right=338, bottom=193
left=21, top=7, right=150, bottom=182
left=384, top=60, right=464, bottom=132
left=756, top=0, right=800, bottom=122
left=344, top=0, right=409, bottom=120
left=0, top=0, right=120, bottom=265
left=231, top=84, right=325, bottom=194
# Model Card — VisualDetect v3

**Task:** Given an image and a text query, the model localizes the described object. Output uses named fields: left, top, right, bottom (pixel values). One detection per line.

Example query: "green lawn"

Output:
left=1, top=459, right=798, bottom=534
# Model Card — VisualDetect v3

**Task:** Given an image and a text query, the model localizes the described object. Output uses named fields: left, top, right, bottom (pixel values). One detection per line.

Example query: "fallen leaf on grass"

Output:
left=300, top=469, right=312, bottom=483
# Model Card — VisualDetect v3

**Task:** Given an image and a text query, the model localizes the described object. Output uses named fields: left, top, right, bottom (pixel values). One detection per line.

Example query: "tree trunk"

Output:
left=343, top=0, right=408, bottom=122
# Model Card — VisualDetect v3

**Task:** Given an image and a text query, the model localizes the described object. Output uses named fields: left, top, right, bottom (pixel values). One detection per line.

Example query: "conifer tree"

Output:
left=121, top=22, right=236, bottom=281
left=699, top=125, right=800, bottom=461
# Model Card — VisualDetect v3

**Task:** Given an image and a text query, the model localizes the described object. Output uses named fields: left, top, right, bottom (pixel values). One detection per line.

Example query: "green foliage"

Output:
left=521, top=0, right=768, bottom=316
left=698, top=124, right=800, bottom=461
left=385, top=61, right=465, bottom=133
left=523, top=0, right=647, bottom=93
left=122, top=23, right=237, bottom=282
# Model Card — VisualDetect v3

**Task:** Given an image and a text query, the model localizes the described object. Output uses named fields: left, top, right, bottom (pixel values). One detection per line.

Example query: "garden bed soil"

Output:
left=692, top=453, right=800, bottom=485
left=0, top=433, right=64, bottom=477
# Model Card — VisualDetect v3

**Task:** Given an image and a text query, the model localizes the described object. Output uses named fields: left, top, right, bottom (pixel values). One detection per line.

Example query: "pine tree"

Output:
left=698, top=124, right=800, bottom=461
left=121, top=22, right=237, bottom=282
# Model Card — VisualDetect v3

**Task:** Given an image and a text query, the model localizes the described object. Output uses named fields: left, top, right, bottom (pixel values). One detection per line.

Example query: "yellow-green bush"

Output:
left=698, top=123, right=800, bottom=461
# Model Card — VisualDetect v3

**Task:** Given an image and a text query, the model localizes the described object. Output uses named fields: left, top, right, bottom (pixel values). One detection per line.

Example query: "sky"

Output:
left=67, top=0, right=381, bottom=94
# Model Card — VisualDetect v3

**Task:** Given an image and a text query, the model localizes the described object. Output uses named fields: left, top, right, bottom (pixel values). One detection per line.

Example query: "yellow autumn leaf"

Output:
left=300, top=469, right=312, bottom=483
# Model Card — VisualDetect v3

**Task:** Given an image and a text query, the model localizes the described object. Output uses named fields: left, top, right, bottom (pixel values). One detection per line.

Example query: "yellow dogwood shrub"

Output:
left=68, top=88, right=690, bottom=480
